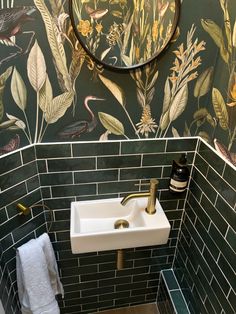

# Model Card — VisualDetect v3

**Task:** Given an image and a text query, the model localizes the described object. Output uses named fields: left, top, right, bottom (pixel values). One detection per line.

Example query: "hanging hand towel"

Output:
left=16, top=234, right=63, bottom=314
left=36, top=233, right=64, bottom=298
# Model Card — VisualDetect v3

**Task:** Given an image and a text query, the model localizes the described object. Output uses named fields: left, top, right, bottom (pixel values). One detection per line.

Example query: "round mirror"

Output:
left=69, top=0, right=180, bottom=70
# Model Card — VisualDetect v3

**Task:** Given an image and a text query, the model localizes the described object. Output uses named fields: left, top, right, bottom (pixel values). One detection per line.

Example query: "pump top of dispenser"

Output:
left=177, top=153, right=187, bottom=166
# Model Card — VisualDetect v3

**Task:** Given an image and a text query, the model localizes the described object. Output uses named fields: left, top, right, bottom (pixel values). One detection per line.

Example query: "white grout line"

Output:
left=195, top=151, right=236, bottom=193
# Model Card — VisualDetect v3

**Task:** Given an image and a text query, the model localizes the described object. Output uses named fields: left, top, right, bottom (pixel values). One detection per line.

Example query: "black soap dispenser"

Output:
left=169, top=153, right=190, bottom=193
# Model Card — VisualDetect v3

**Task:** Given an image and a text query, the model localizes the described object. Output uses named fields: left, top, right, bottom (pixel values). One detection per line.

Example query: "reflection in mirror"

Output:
left=69, top=0, right=180, bottom=70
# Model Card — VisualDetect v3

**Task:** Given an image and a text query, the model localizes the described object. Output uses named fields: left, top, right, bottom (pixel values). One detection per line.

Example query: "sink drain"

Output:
left=114, top=219, right=129, bottom=229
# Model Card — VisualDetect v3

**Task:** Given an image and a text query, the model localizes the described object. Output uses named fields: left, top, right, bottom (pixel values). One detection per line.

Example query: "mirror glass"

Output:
left=69, top=0, right=180, bottom=70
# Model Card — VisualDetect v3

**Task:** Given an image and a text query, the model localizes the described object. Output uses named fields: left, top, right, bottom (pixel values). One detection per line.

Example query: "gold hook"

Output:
left=16, top=203, right=30, bottom=216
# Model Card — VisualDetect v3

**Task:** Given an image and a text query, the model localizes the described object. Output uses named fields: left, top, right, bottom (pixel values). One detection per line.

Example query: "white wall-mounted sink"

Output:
left=70, top=197, right=170, bottom=254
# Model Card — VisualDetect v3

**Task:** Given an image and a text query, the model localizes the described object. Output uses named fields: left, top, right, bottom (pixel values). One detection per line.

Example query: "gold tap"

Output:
left=120, top=179, right=159, bottom=215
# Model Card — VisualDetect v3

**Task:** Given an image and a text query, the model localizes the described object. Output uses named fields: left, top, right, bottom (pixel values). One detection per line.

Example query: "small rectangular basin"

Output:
left=70, top=197, right=170, bottom=253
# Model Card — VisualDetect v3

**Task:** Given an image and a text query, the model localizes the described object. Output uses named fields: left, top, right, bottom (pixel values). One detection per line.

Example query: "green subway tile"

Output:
left=170, top=290, right=189, bottom=314
left=81, top=270, right=115, bottom=282
left=166, top=138, right=197, bottom=152
left=73, top=141, right=120, bottom=157
left=143, top=152, right=194, bottom=167
left=40, top=173, right=73, bottom=186
left=165, top=210, right=183, bottom=220
left=194, top=218, right=219, bottom=259
left=81, top=286, right=112, bottom=298
left=185, top=242, right=201, bottom=273
left=54, top=209, right=70, bottom=221
left=26, top=175, right=40, bottom=192
left=210, top=278, right=234, bottom=314
left=152, top=247, right=175, bottom=257
left=223, top=163, right=236, bottom=190
left=121, top=139, right=166, bottom=154
left=97, top=155, right=141, bottom=169
left=120, top=167, right=161, bottom=180
left=209, top=223, right=235, bottom=271
left=58, top=259, right=78, bottom=269
left=192, top=168, right=217, bottom=204
left=184, top=216, right=204, bottom=252
left=203, top=247, right=230, bottom=296
left=162, top=166, right=172, bottom=178
left=80, top=253, right=116, bottom=266
left=0, top=161, right=38, bottom=190
left=56, top=231, right=70, bottom=241
left=47, top=157, right=95, bottom=172
left=61, top=264, right=97, bottom=277
left=41, top=187, right=51, bottom=198
left=12, top=213, right=45, bottom=242
left=205, top=297, right=217, bottom=314
left=162, top=270, right=179, bottom=290
left=83, top=300, right=114, bottom=310
left=21, top=146, right=36, bottom=164
left=198, top=141, right=225, bottom=175
left=0, top=208, right=7, bottom=223
left=51, top=183, right=96, bottom=198
left=99, top=276, right=131, bottom=288
left=226, top=227, right=236, bottom=252
left=143, top=152, right=180, bottom=167
left=185, top=205, right=197, bottom=224
left=36, top=144, right=71, bottom=158
left=196, top=267, right=222, bottom=314
left=200, top=194, right=228, bottom=236
left=44, top=197, right=75, bottom=209
left=160, top=190, right=187, bottom=201
left=159, top=200, right=179, bottom=211
left=207, top=167, right=235, bottom=208
left=98, top=180, right=138, bottom=194
left=74, top=169, right=118, bottom=184
left=0, top=182, right=27, bottom=208
left=228, top=289, right=236, bottom=313
left=125, top=249, right=151, bottom=260
left=37, top=160, right=47, bottom=173
left=0, top=151, right=21, bottom=175
left=194, top=154, right=209, bottom=176
left=215, top=195, right=235, bottom=230
left=1, top=234, right=13, bottom=251
left=189, top=179, right=202, bottom=201
left=156, top=178, right=170, bottom=190
left=178, top=199, right=185, bottom=209
left=187, top=194, right=211, bottom=228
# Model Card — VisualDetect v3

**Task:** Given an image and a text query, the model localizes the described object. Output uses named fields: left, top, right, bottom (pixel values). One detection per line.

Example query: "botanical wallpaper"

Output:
left=0, top=0, right=235, bottom=166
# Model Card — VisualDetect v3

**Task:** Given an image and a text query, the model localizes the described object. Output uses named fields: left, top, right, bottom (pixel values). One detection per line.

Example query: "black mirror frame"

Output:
left=69, top=0, right=181, bottom=71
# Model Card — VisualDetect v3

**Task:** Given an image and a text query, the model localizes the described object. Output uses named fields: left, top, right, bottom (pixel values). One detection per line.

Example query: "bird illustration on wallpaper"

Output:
left=58, top=96, right=105, bottom=139
left=0, top=6, right=36, bottom=65
left=0, top=0, right=84, bottom=152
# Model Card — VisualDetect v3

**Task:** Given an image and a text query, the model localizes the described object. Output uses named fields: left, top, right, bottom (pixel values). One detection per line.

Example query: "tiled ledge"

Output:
left=157, top=269, right=190, bottom=314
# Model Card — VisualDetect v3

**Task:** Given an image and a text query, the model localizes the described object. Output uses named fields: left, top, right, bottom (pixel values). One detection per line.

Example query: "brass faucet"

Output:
left=120, top=179, right=159, bottom=215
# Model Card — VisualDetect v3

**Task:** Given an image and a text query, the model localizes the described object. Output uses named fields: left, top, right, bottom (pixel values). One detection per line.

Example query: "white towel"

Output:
left=16, top=233, right=64, bottom=314
left=36, top=233, right=64, bottom=298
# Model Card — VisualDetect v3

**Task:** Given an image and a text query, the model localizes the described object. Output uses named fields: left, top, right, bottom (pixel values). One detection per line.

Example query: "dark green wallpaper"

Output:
left=0, top=0, right=235, bottom=166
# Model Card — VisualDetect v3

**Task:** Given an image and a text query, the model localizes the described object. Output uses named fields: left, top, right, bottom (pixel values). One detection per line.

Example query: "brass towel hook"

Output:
left=17, top=203, right=30, bottom=216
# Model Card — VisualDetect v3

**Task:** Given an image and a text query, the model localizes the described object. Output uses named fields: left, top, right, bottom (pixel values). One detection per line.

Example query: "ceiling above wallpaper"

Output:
left=0, top=0, right=235, bottom=166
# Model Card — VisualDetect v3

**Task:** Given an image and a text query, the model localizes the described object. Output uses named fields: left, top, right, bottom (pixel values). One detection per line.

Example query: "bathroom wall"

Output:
left=0, top=137, right=196, bottom=313
left=174, top=141, right=236, bottom=313
left=38, top=138, right=196, bottom=313
left=0, top=0, right=235, bottom=168
left=0, top=138, right=235, bottom=313
left=0, top=146, right=46, bottom=314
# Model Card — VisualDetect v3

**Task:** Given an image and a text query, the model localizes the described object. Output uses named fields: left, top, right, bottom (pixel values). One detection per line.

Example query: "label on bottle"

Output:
left=169, top=178, right=188, bottom=192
